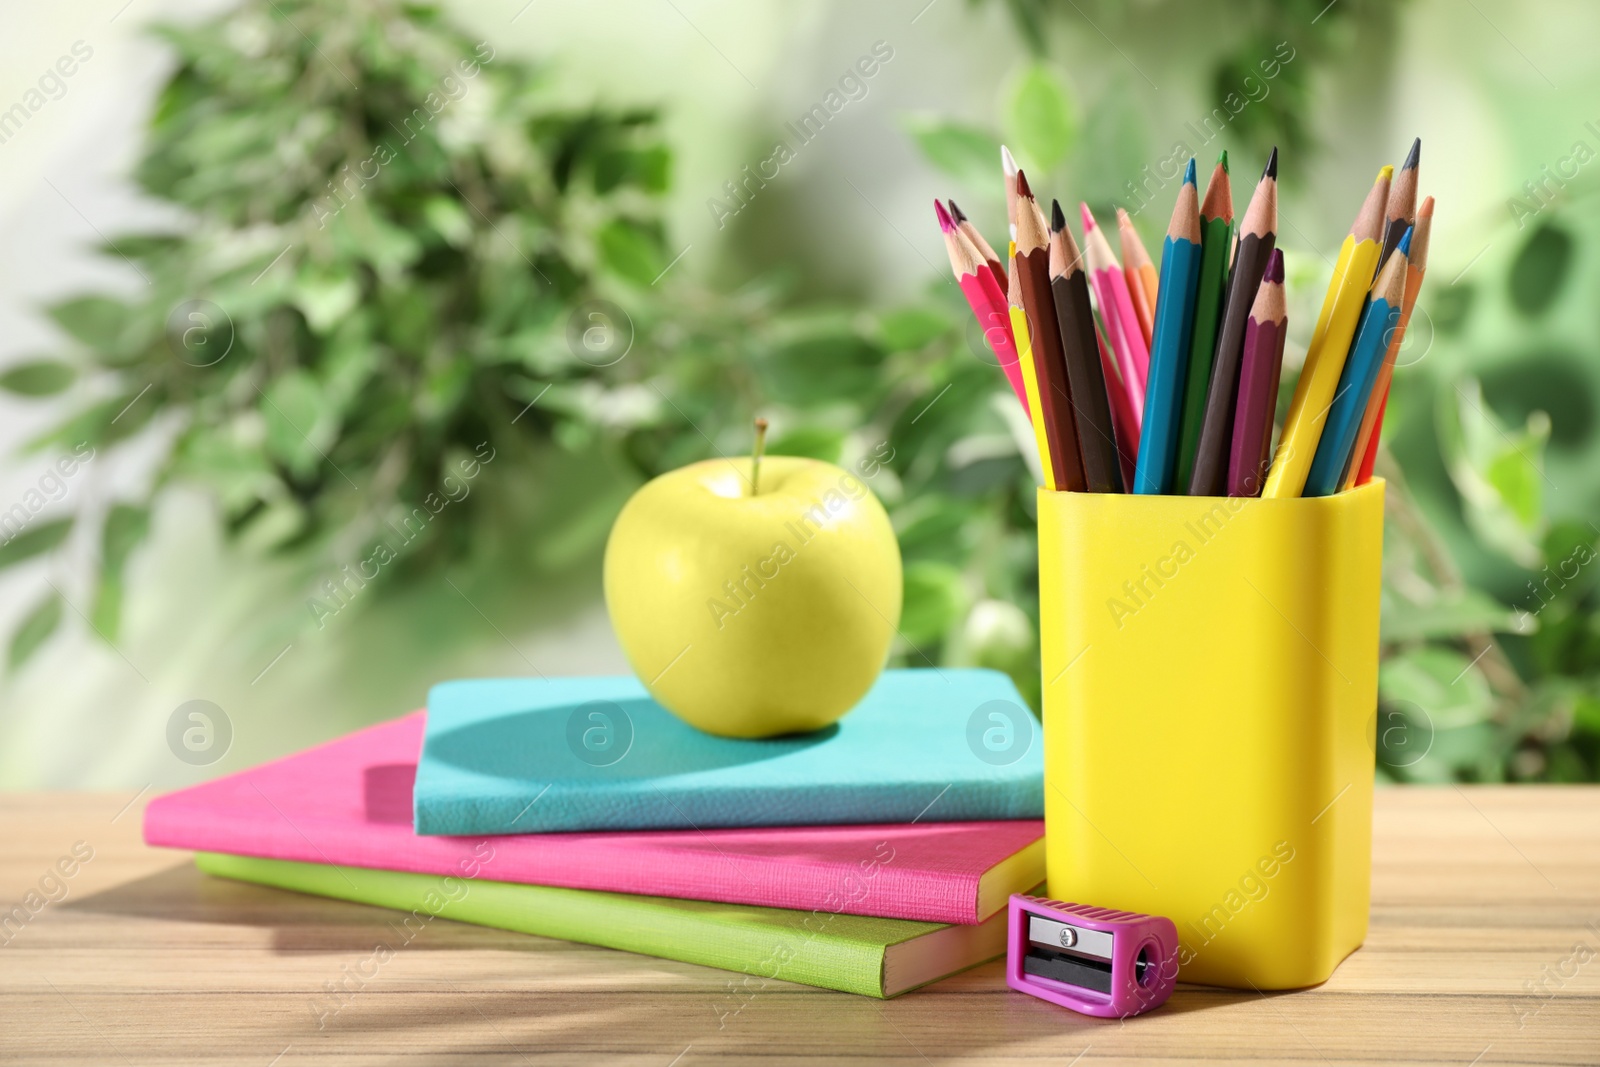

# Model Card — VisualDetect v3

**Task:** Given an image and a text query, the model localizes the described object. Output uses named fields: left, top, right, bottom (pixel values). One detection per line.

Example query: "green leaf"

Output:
left=877, top=307, right=950, bottom=352
left=9, top=591, right=62, bottom=670
left=902, top=116, right=1001, bottom=194
left=597, top=218, right=665, bottom=286
left=1382, top=587, right=1529, bottom=642
left=91, top=504, right=151, bottom=641
left=1575, top=694, right=1600, bottom=737
left=1005, top=63, right=1076, bottom=172
left=0, top=517, right=73, bottom=570
left=46, top=295, right=128, bottom=350
left=293, top=265, right=361, bottom=333
left=594, top=145, right=670, bottom=194
left=1437, top=377, right=1547, bottom=566
left=768, top=426, right=844, bottom=463
left=761, top=328, right=885, bottom=407
left=1379, top=646, right=1495, bottom=728
left=422, top=196, right=473, bottom=246
left=899, top=560, right=968, bottom=646
left=260, top=370, right=331, bottom=478
left=1508, top=223, right=1572, bottom=318
left=1431, top=284, right=1472, bottom=336
left=0, top=361, right=77, bottom=397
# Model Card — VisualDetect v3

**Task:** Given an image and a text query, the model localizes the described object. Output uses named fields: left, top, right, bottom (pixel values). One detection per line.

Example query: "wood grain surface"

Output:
left=2, top=787, right=1598, bottom=1065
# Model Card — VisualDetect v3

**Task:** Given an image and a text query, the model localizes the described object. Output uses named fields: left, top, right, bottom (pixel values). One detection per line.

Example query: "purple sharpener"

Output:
left=1004, top=894, right=1179, bottom=1018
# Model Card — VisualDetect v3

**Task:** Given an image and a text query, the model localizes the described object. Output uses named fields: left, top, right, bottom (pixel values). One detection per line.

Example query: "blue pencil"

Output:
left=1303, top=227, right=1413, bottom=497
left=1133, top=158, right=1203, bottom=495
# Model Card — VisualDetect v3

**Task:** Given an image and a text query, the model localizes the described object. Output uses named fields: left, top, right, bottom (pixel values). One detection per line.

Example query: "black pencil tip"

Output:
left=1050, top=198, right=1066, bottom=232
left=946, top=199, right=967, bottom=223
left=1402, top=137, right=1420, bottom=172
left=1263, top=146, right=1279, bottom=180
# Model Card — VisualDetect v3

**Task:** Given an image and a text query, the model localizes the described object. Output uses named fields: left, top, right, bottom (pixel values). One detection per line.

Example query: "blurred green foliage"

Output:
left=5, top=0, right=1598, bottom=783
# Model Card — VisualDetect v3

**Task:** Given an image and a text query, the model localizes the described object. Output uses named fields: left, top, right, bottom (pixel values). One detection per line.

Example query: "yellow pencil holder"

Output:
left=1038, top=480, right=1384, bottom=990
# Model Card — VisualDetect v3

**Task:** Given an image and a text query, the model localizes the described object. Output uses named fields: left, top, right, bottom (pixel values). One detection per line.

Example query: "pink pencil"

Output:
left=1081, top=203, right=1150, bottom=417
left=936, top=200, right=1029, bottom=416
left=1096, top=318, right=1140, bottom=488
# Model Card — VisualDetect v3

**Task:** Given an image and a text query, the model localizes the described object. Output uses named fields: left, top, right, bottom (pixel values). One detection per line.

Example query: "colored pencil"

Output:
left=1096, top=320, right=1140, bottom=489
left=1009, top=245, right=1056, bottom=491
left=1188, top=147, right=1277, bottom=496
left=1133, top=158, right=1203, bottom=495
left=948, top=199, right=1007, bottom=297
left=1001, top=145, right=1020, bottom=241
left=1348, top=195, right=1433, bottom=489
left=1050, top=200, right=1124, bottom=493
left=1302, top=228, right=1411, bottom=497
left=1173, top=150, right=1234, bottom=493
left=1263, top=164, right=1391, bottom=498
left=1116, top=208, right=1158, bottom=347
left=1378, top=139, right=1420, bottom=270
left=1082, top=203, right=1151, bottom=411
left=936, top=200, right=1030, bottom=418
left=1014, top=170, right=1086, bottom=492
left=1226, top=249, right=1287, bottom=497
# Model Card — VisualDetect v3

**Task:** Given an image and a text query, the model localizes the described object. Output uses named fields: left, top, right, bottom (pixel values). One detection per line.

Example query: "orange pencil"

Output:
left=1116, top=208, right=1158, bottom=347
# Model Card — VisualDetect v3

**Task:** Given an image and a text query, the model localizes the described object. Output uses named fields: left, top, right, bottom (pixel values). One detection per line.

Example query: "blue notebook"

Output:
left=413, top=669, right=1043, bottom=835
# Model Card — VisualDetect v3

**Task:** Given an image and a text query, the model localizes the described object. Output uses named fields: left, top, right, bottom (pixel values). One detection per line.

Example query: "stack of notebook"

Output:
left=145, top=669, right=1046, bottom=997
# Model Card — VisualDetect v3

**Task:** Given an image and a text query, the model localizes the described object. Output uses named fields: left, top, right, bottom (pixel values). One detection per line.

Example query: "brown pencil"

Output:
left=1050, top=199, right=1124, bottom=493
left=1378, top=139, right=1420, bottom=271
left=1187, top=147, right=1278, bottom=496
left=1014, top=170, right=1086, bottom=492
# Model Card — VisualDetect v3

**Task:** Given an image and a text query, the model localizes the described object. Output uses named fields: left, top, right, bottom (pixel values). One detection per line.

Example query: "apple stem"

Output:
left=750, top=417, right=769, bottom=496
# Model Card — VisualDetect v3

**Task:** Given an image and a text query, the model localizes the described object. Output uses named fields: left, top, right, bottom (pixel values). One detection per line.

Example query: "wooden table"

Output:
left=2, top=788, right=1598, bottom=1065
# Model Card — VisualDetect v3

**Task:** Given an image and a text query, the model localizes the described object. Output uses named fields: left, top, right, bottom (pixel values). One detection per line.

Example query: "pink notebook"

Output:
left=143, top=713, right=1045, bottom=925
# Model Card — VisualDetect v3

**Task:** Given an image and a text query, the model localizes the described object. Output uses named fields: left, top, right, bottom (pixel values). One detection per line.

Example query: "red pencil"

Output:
left=936, top=200, right=1029, bottom=417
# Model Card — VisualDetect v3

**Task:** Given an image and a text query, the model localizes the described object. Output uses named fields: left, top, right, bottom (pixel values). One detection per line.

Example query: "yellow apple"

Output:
left=603, top=454, right=902, bottom=738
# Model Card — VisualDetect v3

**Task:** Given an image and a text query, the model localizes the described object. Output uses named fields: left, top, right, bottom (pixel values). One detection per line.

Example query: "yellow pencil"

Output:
left=1010, top=242, right=1055, bottom=490
left=1263, top=166, right=1392, bottom=498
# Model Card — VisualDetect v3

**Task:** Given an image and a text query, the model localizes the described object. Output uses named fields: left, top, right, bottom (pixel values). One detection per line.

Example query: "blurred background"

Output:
left=1, top=0, right=1596, bottom=790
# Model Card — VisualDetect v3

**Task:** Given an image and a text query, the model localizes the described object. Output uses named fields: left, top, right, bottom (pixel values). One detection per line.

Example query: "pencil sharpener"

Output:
left=1004, top=894, right=1179, bottom=1018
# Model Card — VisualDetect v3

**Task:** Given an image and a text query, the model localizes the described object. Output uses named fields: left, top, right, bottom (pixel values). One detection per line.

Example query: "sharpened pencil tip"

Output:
left=1264, top=146, right=1278, bottom=180
left=1080, top=202, right=1097, bottom=232
left=1402, top=137, right=1420, bottom=172
left=1397, top=225, right=1414, bottom=257
left=1051, top=198, right=1066, bottom=232
left=1264, top=248, right=1285, bottom=284
left=1001, top=145, right=1018, bottom=176
left=1183, top=157, right=1197, bottom=184
left=1218, top=149, right=1229, bottom=173
left=934, top=199, right=954, bottom=232
left=1379, top=164, right=1394, bottom=183
left=946, top=199, right=967, bottom=224
left=1419, top=195, right=1435, bottom=217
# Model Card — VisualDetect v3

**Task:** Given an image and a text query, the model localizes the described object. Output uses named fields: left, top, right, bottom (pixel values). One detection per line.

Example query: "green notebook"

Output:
left=196, top=852, right=1010, bottom=998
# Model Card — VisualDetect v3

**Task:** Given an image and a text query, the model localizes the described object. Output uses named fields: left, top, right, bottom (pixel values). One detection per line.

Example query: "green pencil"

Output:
left=1173, top=150, right=1233, bottom=492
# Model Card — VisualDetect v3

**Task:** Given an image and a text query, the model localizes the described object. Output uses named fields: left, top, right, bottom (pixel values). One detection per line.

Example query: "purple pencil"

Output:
left=1227, top=249, right=1287, bottom=497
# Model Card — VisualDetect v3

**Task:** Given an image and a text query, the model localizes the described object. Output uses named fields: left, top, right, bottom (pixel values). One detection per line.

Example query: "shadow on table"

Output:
left=63, top=861, right=1252, bottom=1062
